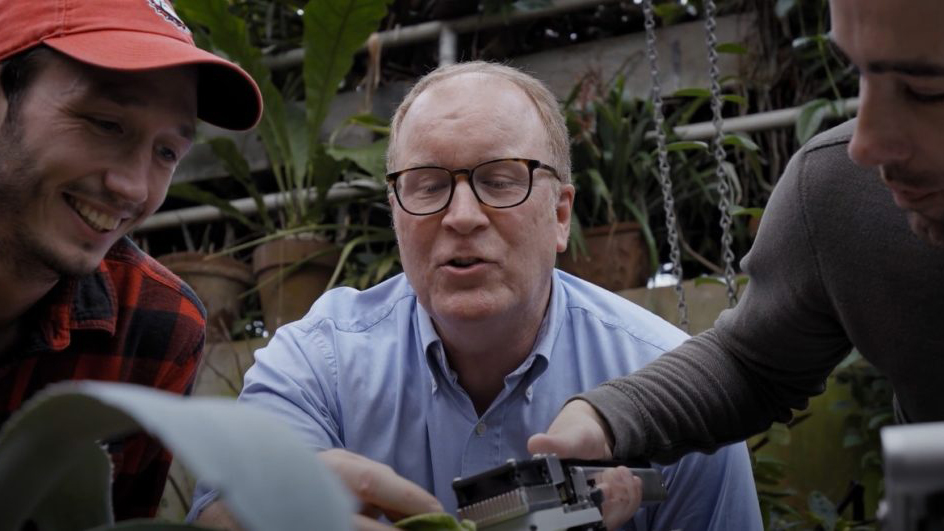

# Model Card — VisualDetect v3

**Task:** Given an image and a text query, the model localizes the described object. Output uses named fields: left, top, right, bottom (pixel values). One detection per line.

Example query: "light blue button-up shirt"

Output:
left=191, top=270, right=761, bottom=530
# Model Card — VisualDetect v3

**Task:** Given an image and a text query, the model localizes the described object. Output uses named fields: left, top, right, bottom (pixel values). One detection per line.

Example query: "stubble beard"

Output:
left=0, top=112, right=96, bottom=281
left=881, top=165, right=944, bottom=247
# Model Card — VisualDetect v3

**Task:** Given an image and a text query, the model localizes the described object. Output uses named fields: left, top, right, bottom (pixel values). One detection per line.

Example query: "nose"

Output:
left=847, top=80, right=912, bottom=168
left=442, top=178, right=489, bottom=234
left=103, top=149, right=151, bottom=207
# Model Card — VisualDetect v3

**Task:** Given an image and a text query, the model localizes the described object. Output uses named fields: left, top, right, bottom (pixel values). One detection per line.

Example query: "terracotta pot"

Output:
left=557, top=221, right=651, bottom=291
left=157, top=252, right=253, bottom=343
left=252, top=236, right=340, bottom=332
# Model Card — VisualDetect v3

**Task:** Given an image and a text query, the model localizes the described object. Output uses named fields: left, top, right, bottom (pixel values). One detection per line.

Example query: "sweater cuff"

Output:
left=573, top=385, right=649, bottom=461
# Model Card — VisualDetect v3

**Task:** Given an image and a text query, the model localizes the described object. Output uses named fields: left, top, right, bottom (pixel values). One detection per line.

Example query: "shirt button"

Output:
left=526, top=386, right=533, bottom=399
left=475, top=422, right=487, bottom=436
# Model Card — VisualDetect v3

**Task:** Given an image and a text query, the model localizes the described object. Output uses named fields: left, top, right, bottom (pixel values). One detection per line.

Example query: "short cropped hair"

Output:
left=388, top=61, right=571, bottom=185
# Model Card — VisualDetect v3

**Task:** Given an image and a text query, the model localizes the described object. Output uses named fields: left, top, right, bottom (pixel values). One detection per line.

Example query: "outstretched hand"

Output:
left=320, top=448, right=444, bottom=525
left=528, top=400, right=638, bottom=531
left=527, top=399, right=615, bottom=460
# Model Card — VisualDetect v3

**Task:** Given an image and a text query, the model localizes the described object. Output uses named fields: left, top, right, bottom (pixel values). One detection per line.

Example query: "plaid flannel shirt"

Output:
left=0, top=237, right=205, bottom=519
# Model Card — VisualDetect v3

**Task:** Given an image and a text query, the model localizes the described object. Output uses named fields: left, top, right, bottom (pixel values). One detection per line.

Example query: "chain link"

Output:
left=642, top=0, right=688, bottom=331
left=703, top=0, right=739, bottom=307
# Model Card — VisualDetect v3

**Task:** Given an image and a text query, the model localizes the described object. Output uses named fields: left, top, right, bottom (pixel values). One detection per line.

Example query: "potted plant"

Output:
left=170, top=0, right=392, bottom=331
left=560, top=71, right=757, bottom=291
left=154, top=224, right=253, bottom=344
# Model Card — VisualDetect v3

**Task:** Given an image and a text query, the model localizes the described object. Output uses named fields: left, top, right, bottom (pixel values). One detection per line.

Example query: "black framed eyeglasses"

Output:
left=386, top=158, right=561, bottom=216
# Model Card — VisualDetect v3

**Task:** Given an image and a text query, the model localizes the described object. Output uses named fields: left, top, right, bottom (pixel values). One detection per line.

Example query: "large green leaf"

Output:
left=328, top=138, right=390, bottom=179
left=303, top=0, right=391, bottom=154
left=174, top=0, right=295, bottom=195
left=0, top=381, right=353, bottom=531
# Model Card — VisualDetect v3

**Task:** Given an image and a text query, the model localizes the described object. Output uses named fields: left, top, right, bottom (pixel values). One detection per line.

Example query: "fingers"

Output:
left=354, top=514, right=399, bottom=531
left=595, top=467, right=643, bottom=531
left=527, top=399, right=614, bottom=459
left=320, top=448, right=444, bottom=521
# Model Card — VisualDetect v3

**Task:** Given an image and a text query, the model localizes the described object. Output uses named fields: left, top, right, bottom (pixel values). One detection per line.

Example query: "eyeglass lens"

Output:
left=395, top=159, right=532, bottom=214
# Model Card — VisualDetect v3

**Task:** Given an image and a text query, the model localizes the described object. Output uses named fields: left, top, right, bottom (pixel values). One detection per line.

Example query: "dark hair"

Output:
left=1, top=45, right=51, bottom=113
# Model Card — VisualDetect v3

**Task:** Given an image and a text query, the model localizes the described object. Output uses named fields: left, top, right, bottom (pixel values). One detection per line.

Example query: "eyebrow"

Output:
left=827, top=34, right=944, bottom=78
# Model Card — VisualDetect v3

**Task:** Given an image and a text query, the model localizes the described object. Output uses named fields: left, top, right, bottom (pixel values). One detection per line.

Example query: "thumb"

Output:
left=527, top=432, right=574, bottom=457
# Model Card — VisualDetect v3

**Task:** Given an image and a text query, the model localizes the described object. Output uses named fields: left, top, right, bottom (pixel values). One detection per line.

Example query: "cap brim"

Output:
left=45, top=30, right=262, bottom=131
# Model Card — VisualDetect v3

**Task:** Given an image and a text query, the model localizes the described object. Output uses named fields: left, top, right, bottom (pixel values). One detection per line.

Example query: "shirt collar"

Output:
left=39, top=252, right=120, bottom=351
left=415, top=271, right=567, bottom=391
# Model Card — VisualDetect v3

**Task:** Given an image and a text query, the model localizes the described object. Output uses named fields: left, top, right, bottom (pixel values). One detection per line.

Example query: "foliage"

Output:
left=0, top=381, right=353, bottom=530
left=565, top=70, right=762, bottom=277
left=171, top=0, right=391, bottom=238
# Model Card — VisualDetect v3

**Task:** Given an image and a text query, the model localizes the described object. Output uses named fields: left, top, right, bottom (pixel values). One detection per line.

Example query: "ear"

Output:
left=554, top=184, right=575, bottom=253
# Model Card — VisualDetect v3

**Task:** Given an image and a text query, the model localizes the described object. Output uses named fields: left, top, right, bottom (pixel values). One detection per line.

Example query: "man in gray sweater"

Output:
left=529, top=0, right=944, bottom=477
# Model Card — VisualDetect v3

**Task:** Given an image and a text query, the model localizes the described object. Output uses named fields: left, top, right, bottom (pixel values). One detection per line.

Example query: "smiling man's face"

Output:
left=831, top=0, right=944, bottom=246
left=389, top=73, right=573, bottom=331
left=0, top=51, right=196, bottom=277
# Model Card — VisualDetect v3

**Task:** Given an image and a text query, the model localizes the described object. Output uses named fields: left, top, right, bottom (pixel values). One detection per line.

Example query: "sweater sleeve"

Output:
left=579, top=138, right=854, bottom=464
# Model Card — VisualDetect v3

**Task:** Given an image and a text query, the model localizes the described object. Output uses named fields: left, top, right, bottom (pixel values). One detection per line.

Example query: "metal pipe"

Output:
left=263, top=0, right=623, bottom=71
left=664, top=97, right=859, bottom=141
left=439, top=25, right=457, bottom=66
left=137, top=181, right=385, bottom=233
left=145, top=99, right=859, bottom=232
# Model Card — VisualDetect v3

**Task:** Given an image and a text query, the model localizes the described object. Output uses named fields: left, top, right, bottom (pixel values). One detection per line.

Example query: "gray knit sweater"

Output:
left=579, top=120, right=944, bottom=463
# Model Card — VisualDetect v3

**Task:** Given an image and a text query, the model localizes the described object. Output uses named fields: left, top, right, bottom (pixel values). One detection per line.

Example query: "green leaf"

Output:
left=665, top=140, right=709, bottom=152
left=0, top=382, right=354, bottom=531
left=673, top=88, right=711, bottom=99
left=867, top=412, right=893, bottom=430
left=652, top=2, right=686, bottom=25
left=791, top=34, right=827, bottom=50
left=843, top=432, right=864, bottom=447
left=715, top=42, right=748, bottom=55
left=729, top=206, right=764, bottom=218
left=328, top=138, right=390, bottom=179
left=723, top=133, right=759, bottom=151
left=795, top=98, right=832, bottom=144
left=767, top=422, right=791, bottom=445
left=395, top=512, right=477, bottom=530
left=722, top=94, right=748, bottom=106
left=175, top=0, right=295, bottom=214
left=303, top=0, right=390, bottom=155
left=207, top=137, right=274, bottom=231
left=89, top=521, right=211, bottom=530
left=29, top=443, right=114, bottom=530
left=807, top=491, right=838, bottom=531
left=167, top=183, right=262, bottom=233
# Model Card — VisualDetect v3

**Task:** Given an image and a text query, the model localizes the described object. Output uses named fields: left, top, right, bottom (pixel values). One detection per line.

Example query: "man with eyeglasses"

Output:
left=193, top=61, right=761, bottom=530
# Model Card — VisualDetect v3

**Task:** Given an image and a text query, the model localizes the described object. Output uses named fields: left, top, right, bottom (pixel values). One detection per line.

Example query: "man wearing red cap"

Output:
left=0, top=0, right=261, bottom=519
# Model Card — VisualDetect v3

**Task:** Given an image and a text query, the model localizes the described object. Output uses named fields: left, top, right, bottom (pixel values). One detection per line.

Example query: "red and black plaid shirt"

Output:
left=0, top=237, right=205, bottom=519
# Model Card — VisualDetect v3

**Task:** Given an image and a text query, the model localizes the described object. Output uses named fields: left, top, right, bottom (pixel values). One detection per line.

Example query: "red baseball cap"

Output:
left=0, top=0, right=263, bottom=131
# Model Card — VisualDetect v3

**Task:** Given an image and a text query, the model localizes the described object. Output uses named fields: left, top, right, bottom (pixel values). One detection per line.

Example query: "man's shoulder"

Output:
left=554, top=270, right=688, bottom=351
left=300, top=273, right=416, bottom=334
left=103, top=238, right=206, bottom=324
left=803, top=118, right=855, bottom=154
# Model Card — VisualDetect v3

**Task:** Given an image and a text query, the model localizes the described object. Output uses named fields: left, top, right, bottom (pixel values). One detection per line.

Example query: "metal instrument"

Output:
left=452, top=455, right=666, bottom=531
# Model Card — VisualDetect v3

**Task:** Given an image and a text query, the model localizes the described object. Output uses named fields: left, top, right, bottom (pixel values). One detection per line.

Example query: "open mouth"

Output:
left=447, top=257, right=485, bottom=269
left=65, top=195, right=122, bottom=232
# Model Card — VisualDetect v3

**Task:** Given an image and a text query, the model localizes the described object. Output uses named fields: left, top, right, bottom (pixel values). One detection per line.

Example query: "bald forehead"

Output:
left=403, top=72, right=539, bottom=126
left=392, top=72, right=549, bottom=168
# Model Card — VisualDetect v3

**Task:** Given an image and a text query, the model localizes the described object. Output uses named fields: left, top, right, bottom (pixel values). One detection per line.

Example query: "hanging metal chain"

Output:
left=703, top=0, right=739, bottom=308
left=642, top=0, right=688, bottom=331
